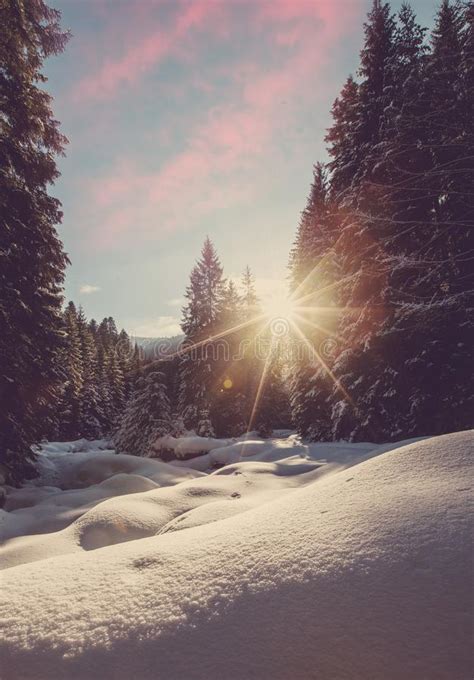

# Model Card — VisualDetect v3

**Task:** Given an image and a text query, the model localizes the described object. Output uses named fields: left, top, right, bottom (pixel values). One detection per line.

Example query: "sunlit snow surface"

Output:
left=0, top=431, right=472, bottom=679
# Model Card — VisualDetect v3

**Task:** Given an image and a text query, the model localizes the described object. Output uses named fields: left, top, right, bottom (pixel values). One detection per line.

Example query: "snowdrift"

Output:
left=0, top=431, right=472, bottom=679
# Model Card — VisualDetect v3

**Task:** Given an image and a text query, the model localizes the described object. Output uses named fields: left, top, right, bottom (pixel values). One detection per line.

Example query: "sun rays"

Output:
left=149, top=275, right=357, bottom=431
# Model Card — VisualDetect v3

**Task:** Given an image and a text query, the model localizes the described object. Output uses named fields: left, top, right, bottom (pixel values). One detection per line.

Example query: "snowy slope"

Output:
left=0, top=431, right=472, bottom=679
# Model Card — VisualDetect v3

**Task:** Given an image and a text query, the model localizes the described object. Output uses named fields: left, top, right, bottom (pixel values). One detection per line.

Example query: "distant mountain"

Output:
left=133, top=335, right=184, bottom=361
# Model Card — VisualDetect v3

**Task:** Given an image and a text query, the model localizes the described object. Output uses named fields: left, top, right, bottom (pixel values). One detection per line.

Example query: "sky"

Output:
left=45, top=0, right=437, bottom=337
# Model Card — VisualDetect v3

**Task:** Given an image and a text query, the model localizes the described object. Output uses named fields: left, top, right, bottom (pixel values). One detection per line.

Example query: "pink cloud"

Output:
left=72, top=1, right=225, bottom=102
left=77, top=0, right=363, bottom=250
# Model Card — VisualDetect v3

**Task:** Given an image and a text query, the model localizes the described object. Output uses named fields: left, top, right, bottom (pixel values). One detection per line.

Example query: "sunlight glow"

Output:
left=262, top=292, right=298, bottom=323
left=150, top=274, right=358, bottom=425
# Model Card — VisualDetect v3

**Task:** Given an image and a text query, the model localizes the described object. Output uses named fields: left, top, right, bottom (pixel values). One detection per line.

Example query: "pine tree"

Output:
left=89, top=316, right=128, bottom=434
left=77, top=307, right=101, bottom=439
left=241, top=266, right=259, bottom=312
left=289, top=163, right=331, bottom=294
left=254, top=345, right=290, bottom=438
left=291, top=0, right=474, bottom=442
left=210, top=279, right=246, bottom=436
left=423, top=0, right=473, bottom=291
left=0, top=0, right=70, bottom=482
left=325, top=76, right=360, bottom=198
left=196, top=408, right=215, bottom=438
left=236, top=266, right=264, bottom=434
left=117, top=329, right=135, bottom=401
left=288, top=164, right=338, bottom=438
left=96, top=341, right=114, bottom=435
left=108, top=349, right=126, bottom=427
left=114, top=370, right=170, bottom=456
left=178, top=237, right=225, bottom=431
left=170, top=412, right=185, bottom=437
left=60, top=302, right=83, bottom=440
left=146, top=370, right=172, bottom=447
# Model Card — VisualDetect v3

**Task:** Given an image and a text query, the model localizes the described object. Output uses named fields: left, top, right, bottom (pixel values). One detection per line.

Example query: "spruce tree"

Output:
left=241, top=266, right=259, bottom=312
left=288, top=164, right=337, bottom=438
left=196, top=408, right=215, bottom=438
left=210, top=279, right=246, bottom=436
left=289, top=163, right=331, bottom=294
left=178, top=237, right=225, bottom=431
left=325, top=76, right=360, bottom=198
left=117, top=328, right=135, bottom=401
left=114, top=370, right=170, bottom=456
left=60, top=302, right=83, bottom=439
left=291, top=0, right=474, bottom=442
left=77, top=307, right=102, bottom=439
left=0, top=0, right=70, bottom=482
left=96, top=341, right=113, bottom=435
left=108, top=349, right=126, bottom=427
left=254, top=344, right=290, bottom=438
left=238, top=266, right=264, bottom=433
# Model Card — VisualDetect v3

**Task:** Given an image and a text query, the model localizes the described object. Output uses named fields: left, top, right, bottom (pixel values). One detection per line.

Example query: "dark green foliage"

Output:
left=0, top=0, right=70, bottom=483
left=290, top=0, right=474, bottom=442
left=177, top=240, right=290, bottom=437
left=114, top=370, right=170, bottom=456
left=57, top=303, right=140, bottom=441
left=178, top=237, right=226, bottom=429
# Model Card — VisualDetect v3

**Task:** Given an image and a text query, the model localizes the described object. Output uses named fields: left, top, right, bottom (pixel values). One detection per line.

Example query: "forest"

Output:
left=0, top=0, right=472, bottom=485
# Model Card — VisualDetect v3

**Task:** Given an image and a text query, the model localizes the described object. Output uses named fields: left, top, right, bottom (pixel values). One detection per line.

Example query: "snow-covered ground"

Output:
left=0, top=430, right=472, bottom=679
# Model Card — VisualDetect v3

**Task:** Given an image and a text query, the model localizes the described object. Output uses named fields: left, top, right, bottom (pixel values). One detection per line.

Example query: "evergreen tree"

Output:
left=108, top=349, right=126, bottom=426
left=196, top=408, right=215, bottom=438
left=290, top=0, right=473, bottom=442
left=117, top=329, right=135, bottom=401
left=254, top=344, right=291, bottom=438
left=288, top=164, right=338, bottom=438
left=289, top=163, right=331, bottom=294
left=76, top=307, right=102, bottom=439
left=178, top=237, right=225, bottom=431
left=60, top=302, right=83, bottom=440
left=241, top=266, right=259, bottom=311
left=235, top=266, right=264, bottom=434
left=170, top=412, right=185, bottom=437
left=0, top=0, right=70, bottom=482
left=114, top=370, right=170, bottom=456
left=210, top=279, right=247, bottom=436
left=356, top=0, right=396, bottom=164
left=85, top=315, right=129, bottom=435
left=325, top=76, right=360, bottom=198
left=96, top=341, right=113, bottom=434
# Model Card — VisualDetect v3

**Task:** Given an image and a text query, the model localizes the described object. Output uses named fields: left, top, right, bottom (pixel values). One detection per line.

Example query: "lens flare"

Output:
left=148, top=273, right=358, bottom=430
left=262, top=293, right=297, bottom=323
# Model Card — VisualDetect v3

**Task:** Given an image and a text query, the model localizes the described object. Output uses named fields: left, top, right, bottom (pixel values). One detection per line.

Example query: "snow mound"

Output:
left=0, top=454, right=321, bottom=568
left=152, top=434, right=235, bottom=458
left=1, top=449, right=203, bottom=541
left=0, top=430, right=472, bottom=679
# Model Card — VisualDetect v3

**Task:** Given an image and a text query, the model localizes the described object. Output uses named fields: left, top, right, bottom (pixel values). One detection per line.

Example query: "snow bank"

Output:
left=0, top=450, right=322, bottom=568
left=166, top=434, right=391, bottom=472
left=152, top=434, right=235, bottom=458
left=0, top=430, right=472, bottom=679
left=1, top=447, right=203, bottom=541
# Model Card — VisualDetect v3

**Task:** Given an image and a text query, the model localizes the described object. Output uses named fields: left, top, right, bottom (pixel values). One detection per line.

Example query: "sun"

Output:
left=262, top=292, right=297, bottom=322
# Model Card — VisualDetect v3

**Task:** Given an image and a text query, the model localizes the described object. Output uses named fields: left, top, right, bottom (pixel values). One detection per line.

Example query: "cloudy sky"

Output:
left=46, top=0, right=436, bottom=337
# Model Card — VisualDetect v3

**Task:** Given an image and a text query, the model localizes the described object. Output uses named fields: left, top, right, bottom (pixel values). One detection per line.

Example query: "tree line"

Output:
left=289, top=0, right=473, bottom=442
left=57, top=303, right=140, bottom=441
left=114, top=243, right=290, bottom=457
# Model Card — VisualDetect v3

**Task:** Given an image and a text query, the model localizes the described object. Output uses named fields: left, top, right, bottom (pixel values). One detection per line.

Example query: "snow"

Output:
left=152, top=434, right=235, bottom=458
left=1, top=445, right=203, bottom=541
left=0, top=430, right=472, bottom=679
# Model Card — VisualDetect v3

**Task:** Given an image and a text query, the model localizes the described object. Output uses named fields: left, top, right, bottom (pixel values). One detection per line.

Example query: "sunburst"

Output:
left=149, top=275, right=357, bottom=432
